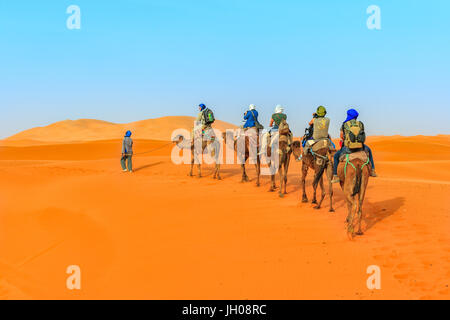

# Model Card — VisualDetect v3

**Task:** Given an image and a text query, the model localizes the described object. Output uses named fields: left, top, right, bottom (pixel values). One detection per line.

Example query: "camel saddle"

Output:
left=268, top=131, right=291, bottom=145
left=311, top=138, right=330, bottom=152
left=339, top=150, right=368, bottom=163
left=201, top=128, right=216, bottom=141
left=267, top=132, right=293, bottom=155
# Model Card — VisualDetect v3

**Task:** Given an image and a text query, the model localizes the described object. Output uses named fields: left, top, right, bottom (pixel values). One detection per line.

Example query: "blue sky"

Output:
left=0, top=0, right=449, bottom=139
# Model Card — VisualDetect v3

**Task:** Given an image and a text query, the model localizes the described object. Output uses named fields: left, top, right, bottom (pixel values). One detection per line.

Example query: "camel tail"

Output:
left=352, top=163, right=362, bottom=196
left=313, top=159, right=327, bottom=189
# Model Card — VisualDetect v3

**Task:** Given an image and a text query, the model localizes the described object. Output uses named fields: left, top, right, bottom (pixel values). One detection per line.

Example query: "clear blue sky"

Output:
left=1, top=0, right=449, bottom=139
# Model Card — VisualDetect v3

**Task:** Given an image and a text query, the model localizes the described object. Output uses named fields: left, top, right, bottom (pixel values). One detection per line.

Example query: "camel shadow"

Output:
left=363, top=196, right=405, bottom=231
left=216, top=167, right=252, bottom=180
left=133, top=161, right=164, bottom=172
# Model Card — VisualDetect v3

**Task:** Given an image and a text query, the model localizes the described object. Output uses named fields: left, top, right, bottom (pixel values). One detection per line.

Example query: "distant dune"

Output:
left=2, top=116, right=237, bottom=145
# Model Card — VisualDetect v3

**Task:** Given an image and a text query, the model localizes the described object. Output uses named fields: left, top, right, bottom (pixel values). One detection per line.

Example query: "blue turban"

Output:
left=345, top=109, right=359, bottom=122
left=199, top=103, right=206, bottom=111
left=125, top=130, right=132, bottom=137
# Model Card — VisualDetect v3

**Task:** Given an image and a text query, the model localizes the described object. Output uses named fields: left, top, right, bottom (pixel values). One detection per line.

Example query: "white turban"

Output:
left=249, top=104, right=256, bottom=110
left=275, top=105, right=284, bottom=114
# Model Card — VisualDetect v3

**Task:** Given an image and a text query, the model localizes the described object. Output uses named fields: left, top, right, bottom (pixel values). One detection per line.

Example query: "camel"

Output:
left=264, top=125, right=292, bottom=197
left=222, top=129, right=261, bottom=186
left=174, top=129, right=222, bottom=179
left=291, top=139, right=336, bottom=211
left=337, top=152, right=371, bottom=240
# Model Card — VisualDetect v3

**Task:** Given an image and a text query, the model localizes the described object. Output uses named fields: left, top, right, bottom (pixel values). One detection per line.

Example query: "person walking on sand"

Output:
left=121, top=130, right=133, bottom=173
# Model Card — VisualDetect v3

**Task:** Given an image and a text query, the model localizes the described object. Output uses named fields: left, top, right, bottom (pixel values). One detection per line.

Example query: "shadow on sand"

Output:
left=364, top=196, right=405, bottom=231
left=133, top=161, right=164, bottom=172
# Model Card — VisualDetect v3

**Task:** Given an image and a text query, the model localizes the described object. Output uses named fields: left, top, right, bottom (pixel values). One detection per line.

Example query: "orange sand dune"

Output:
left=0, top=135, right=449, bottom=299
left=2, top=116, right=237, bottom=145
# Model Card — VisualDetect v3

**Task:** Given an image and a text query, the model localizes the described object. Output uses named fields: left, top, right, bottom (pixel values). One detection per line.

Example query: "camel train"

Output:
left=172, top=104, right=374, bottom=240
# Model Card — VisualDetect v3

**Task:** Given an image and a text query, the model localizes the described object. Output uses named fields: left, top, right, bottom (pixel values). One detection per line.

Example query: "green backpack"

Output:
left=344, top=119, right=366, bottom=149
left=203, top=108, right=215, bottom=125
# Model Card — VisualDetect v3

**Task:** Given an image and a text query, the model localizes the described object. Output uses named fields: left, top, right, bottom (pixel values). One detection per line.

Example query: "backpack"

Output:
left=203, top=108, right=215, bottom=125
left=305, top=124, right=313, bottom=140
left=344, top=119, right=366, bottom=149
left=249, top=110, right=264, bottom=130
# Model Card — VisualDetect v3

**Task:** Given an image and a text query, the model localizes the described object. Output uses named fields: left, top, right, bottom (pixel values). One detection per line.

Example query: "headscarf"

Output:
left=249, top=104, right=256, bottom=111
left=345, top=109, right=359, bottom=122
left=125, top=130, right=132, bottom=137
left=199, top=103, right=206, bottom=111
left=274, top=105, right=284, bottom=114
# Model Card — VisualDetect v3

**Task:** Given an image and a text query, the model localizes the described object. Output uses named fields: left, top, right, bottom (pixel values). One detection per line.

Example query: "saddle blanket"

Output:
left=339, top=150, right=368, bottom=163
left=311, top=138, right=330, bottom=152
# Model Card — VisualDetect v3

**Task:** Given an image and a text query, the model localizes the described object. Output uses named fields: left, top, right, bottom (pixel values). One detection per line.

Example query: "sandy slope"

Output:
left=0, top=135, right=449, bottom=299
left=2, top=116, right=237, bottom=144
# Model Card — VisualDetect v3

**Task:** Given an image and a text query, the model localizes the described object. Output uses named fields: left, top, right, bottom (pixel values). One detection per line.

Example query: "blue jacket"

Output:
left=243, top=110, right=259, bottom=128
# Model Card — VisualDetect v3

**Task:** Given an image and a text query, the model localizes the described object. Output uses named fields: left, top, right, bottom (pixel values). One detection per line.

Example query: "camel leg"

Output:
left=278, top=166, right=284, bottom=197
left=344, top=186, right=353, bottom=224
left=197, top=163, right=202, bottom=178
left=356, top=170, right=369, bottom=236
left=215, top=163, right=222, bottom=180
left=255, top=159, right=261, bottom=187
left=301, top=162, right=308, bottom=203
left=278, top=154, right=285, bottom=197
left=355, top=197, right=364, bottom=236
left=346, top=192, right=359, bottom=240
left=210, top=142, right=220, bottom=180
left=241, top=164, right=249, bottom=182
left=283, top=153, right=290, bottom=194
left=326, top=163, right=335, bottom=212
left=189, top=153, right=194, bottom=177
left=269, top=168, right=276, bottom=192
left=345, top=193, right=355, bottom=240
left=314, top=176, right=326, bottom=210
left=270, top=174, right=276, bottom=191
left=311, top=181, right=318, bottom=204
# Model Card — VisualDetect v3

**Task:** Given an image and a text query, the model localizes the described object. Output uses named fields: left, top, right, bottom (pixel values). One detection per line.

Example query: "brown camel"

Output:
left=291, top=140, right=336, bottom=211
left=337, top=153, right=371, bottom=240
left=174, top=131, right=222, bottom=179
left=222, top=130, right=261, bottom=186
left=265, top=126, right=292, bottom=197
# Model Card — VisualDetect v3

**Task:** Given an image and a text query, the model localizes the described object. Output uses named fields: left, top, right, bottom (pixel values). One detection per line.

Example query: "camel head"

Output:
left=172, top=134, right=192, bottom=149
left=291, top=140, right=302, bottom=159
left=172, top=134, right=184, bottom=145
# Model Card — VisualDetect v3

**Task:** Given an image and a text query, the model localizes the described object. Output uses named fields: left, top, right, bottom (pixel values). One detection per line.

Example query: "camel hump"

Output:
left=340, top=150, right=368, bottom=163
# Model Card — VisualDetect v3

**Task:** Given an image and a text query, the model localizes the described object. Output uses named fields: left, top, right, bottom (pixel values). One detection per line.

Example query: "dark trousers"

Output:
left=333, top=145, right=375, bottom=175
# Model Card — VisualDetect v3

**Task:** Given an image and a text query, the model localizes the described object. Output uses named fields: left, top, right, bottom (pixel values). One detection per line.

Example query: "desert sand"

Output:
left=0, top=118, right=449, bottom=299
